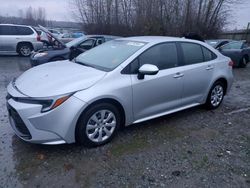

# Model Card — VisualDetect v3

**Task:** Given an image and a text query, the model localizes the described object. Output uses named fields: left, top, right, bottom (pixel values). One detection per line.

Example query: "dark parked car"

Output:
left=217, top=41, right=250, bottom=68
left=206, top=39, right=232, bottom=49
left=30, top=26, right=120, bottom=67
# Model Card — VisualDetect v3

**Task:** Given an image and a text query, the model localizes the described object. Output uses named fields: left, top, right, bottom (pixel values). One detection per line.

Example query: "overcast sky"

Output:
left=0, top=0, right=249, bottom=29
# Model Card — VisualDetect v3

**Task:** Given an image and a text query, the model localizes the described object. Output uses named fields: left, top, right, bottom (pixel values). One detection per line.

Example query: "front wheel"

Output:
left=18, top=43, right=33, bottom=57
left=76, top=103, right=121, bottom=147
left=205, top=81, right=225, bottom=110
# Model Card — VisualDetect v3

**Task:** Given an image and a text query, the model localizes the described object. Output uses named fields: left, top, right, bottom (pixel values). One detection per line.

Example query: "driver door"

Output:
left=130, top=42, right=183, bottom=122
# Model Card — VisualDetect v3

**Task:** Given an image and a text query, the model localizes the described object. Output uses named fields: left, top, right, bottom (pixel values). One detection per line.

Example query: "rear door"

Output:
left=130, top=42, right=184, bottom=121
left=0, top=25, right=18, bottom=52
left=179, top=42, right=217, bottom=106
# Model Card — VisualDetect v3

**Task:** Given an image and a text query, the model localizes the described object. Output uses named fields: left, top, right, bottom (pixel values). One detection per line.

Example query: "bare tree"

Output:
left=70, top=0, right=243, bottom=38
left=24, top=6, right=47, bottom=26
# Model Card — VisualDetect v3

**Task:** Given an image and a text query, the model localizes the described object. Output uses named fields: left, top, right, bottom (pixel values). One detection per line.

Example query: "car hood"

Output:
left=38, top=25, right=66, bottom=48
left=14, top=60, right=106, bottom=98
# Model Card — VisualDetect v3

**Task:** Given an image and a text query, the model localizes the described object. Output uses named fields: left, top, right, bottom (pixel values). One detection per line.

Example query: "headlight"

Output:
left=34, top=52, right=48, bottom=58
left=11, top=94, right=73, bottom=113
left=41, top=95, right=71, bottom=112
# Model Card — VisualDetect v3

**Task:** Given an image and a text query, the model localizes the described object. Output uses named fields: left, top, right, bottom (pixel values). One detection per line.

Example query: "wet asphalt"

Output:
left=0, top=56, right=249, bottom=188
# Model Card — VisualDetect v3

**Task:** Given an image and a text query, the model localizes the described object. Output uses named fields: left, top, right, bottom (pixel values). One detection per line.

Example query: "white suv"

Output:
left=0, top=24, right=43, bottom=56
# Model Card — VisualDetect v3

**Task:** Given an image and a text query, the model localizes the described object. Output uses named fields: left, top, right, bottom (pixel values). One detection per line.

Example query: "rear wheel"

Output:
left=205, top=81, right=225, bottom=110
left=239, top=56, right=248, bottom=68
left=17, top=43, right=33, bottom=57
left=76, top=103, right=121, bottom=147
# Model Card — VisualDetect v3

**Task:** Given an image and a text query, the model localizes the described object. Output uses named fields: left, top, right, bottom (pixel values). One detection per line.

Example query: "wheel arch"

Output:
left=243, top=54, right=249, bottom=62
left=204, top=77, right=228, bottom=104
left=16, top=41, right=34, bottom=52
left=75, top=98, right=126, bottom=141
left=214, top=77, right=228, bottom=94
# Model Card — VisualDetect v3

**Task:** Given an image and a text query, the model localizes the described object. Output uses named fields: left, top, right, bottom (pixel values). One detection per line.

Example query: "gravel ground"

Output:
left=0, top=56, right=249, bottom=188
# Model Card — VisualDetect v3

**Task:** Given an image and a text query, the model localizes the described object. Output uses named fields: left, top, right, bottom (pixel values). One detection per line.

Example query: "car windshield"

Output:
left=75, top=40, right=146, bottom=71
left=206, top=40, right=219, bottom=48
left=221, top=41, right=243, bottom=50
left=66, top=36, right=87, bottom=48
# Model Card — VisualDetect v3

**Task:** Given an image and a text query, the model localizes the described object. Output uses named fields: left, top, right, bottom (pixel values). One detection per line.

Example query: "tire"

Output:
left=205, top=81, right=225, bottom=110
left=17, top=43, right=33, bottom=57
left=239, top=56, right=248, bottom=68
left=76, top=103, right=121, bottom=147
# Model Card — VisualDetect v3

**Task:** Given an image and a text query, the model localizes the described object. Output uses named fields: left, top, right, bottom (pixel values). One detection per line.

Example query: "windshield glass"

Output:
left=66, top=36, right=87, bottom=48
left=75, top=40, right=146, bottom=71
left=221, top=41, right=243, bottom=50
left=206, top=40, right=219, bottom=48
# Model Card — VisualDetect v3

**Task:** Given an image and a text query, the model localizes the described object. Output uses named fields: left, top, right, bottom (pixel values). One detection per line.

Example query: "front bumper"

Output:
left=30, top=53, right=49, bottom=67
left=6, top=85, right=87, bottom=144
left=33, top=42, right=43, bottom=51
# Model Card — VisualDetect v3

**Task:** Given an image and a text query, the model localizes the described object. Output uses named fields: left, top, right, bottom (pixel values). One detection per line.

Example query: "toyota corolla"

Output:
left=6, top=37, right=233, bottom=147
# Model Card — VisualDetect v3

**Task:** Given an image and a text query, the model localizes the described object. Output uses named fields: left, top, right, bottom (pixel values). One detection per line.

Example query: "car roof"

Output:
left=86, top=35, right=120, bottom=39
left=118, top=36, right=205, bottom=44
left=206, top=39, right=232, bottom=42
left=0, top=23, right=32, bottom=28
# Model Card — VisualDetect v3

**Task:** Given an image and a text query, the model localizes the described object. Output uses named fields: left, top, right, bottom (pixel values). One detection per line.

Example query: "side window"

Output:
left=0, top=26, right=18, bottom=35
left=79, top=39, right=95, bottom=50
left=202, top=47, right=217, bottom=62
left=139, top=43, right=178, bottom=70
left=181, top=43, right=203, bottom=65
left=16, top=26, right=34, bottom=35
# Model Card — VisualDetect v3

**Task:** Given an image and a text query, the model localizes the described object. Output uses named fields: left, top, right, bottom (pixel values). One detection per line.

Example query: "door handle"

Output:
left=173, top=72, right=184, bottom=78
left=206, top=65, right=214, bottom=70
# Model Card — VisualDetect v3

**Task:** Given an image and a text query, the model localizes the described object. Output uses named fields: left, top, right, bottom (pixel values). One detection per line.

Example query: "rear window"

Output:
left=202, top=46, right=217, bottom=61
left=181, top=42, right=203, bottom=65
left=16, top=26, right=34, bottom=35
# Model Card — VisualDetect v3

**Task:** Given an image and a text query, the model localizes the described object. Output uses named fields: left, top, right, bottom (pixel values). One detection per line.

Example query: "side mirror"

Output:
left=138, top=64, right=159, bottom=80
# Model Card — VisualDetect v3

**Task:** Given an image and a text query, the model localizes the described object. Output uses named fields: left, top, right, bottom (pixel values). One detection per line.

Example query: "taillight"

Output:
left=37, top=35, right=41, bottom=41
left=228, top=60, right=234, bottom=67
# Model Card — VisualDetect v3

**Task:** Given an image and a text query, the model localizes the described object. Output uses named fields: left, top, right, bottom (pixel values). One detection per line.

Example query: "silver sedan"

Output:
left=6, top=36, right=233, bottom=147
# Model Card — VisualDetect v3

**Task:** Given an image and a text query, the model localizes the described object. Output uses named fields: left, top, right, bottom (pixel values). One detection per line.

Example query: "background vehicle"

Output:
left=30, top=26, right=120, bottom=66
left=206, top=39, right=232, bottom=49
left=59, top=32, right=85, bottom=43
left=217, top=40, right=250, bottom=68
left=48, top=29, right=62, bottom=37
left=7, top=37, right=233, bottom=147
left=0, top=24, right=43, bottom=56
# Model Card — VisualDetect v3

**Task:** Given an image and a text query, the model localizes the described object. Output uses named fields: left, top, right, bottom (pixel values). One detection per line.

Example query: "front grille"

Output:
left=7, top=104, right=32, bottom=140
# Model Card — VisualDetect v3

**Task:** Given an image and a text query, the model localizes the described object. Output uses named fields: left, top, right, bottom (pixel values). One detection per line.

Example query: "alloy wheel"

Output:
left=20, top=46, right=31, bottom=56
left=86, top=110, right=116, bottom=143
left=210, top=85, right=224, bottom=107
